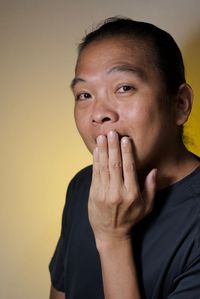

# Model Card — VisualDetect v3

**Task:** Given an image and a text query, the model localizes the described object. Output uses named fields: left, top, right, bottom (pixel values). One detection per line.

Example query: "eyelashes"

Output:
left=74, top=84, right=137, bottom=102
left=116, top=85, right=136, bottom=94
left=75, top=92, right=92, bottom=101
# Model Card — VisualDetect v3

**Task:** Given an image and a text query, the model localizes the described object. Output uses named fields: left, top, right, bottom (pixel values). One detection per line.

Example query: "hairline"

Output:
left=75, top=34, right=166, bottom=90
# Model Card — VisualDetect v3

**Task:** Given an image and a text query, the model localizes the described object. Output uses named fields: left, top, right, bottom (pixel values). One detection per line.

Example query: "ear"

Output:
left=175, top=83, right=193, bottom=126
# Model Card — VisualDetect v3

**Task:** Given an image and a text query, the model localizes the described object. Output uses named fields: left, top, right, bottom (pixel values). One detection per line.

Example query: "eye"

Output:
left=117, top=85, right=135, bottom=93
left=75, top=92, right=92, bottom=101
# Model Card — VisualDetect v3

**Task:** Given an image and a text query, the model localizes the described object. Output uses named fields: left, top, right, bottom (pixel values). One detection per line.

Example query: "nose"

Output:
left=92, top=100, right=119, bottom=124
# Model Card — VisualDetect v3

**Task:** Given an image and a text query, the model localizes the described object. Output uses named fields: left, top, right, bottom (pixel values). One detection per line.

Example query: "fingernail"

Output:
left=97, top=135, right=106, bottom=145
left=121, top=136, right=129, bottom=145
left=108, top=130, right=117, bottom=139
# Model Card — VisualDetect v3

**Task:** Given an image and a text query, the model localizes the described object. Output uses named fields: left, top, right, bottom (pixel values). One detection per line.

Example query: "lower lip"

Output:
left=95, top=134, right=130, bottom=142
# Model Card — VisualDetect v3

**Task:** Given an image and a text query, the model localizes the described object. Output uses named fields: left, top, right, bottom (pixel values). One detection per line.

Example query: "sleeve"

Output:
left=168, top=255, right=200, bottom=299
left=49, top=235, right=66, bottom=291
left=49, top=178, right=75, bottom=292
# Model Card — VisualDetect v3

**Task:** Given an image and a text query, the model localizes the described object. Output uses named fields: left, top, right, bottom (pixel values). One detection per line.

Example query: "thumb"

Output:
left=142, top=168, right=157, bottom=214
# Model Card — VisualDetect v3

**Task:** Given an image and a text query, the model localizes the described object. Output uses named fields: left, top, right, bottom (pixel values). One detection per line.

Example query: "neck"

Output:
left=139, top=143, right=200, bottom=191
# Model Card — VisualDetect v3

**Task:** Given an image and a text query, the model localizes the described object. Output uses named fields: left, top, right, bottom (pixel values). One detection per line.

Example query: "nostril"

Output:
left=92, top=116, right=111, bottom=123
left=102, top=117, right=111, bottom=122
left=92, top=107, right=119, bottom=124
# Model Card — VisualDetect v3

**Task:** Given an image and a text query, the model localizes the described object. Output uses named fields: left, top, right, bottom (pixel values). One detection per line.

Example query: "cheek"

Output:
left=74, top=106, right=94, bottom=151
left=74, top=108, right=81, bottom=131
left=124, top=104, right=164, bottom=149
left=75, top=112, right=88, bottom=138
left=74, top=105, right=87, bottom=131
left=124, top=104, right=157, bottom=131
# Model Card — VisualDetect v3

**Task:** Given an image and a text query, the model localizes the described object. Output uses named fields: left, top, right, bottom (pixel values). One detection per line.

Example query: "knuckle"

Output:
left=89, top=188, right=97, bottom=200
left=126, top=189, right=139, bottom=202
left=108, top=192, right=122, bottom=205
left=93, top=164, right=99, bottom=175
left=123, top=162, right=135, bottom=172
left=125, top=194, right=134, bottom=203
left=100, top=164, right=109, bottom=173
left=110, top=161, right=122, bottom=171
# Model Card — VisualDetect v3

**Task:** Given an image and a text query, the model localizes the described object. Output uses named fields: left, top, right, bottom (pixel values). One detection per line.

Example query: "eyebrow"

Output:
left=70, top=64, right=146, bottom=89
left=70, top=77, right=86, bottom=89
left=107, top=64, right=146, bottom=80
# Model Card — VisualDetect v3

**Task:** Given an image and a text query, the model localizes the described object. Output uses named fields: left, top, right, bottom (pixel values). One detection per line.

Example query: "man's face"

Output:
left=72, top=37, right=177, bottom=170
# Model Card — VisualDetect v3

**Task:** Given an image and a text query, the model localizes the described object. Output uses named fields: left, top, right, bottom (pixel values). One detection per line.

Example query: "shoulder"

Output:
left=73, top=164, right=93, bottom=181
left=171, top=165, right=200, bottom=266
left=69, top=165, right=93, bottom=189
left=159, top=164, right=200, bottom=208
left=186, top=164, right=200, bottom=198
left=62, top=165, right=93, bottom=226
left=65, top=165, right=93, bottom=203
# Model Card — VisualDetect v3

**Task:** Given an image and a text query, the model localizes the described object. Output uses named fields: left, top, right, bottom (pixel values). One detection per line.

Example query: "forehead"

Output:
left=75, top=37, right=155, bottom=74
left=71, top=37, right=164, bottom=92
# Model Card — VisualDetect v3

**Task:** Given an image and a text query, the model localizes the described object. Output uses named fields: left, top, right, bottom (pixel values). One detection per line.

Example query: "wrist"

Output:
left=95, top=236, right=132, bottom=253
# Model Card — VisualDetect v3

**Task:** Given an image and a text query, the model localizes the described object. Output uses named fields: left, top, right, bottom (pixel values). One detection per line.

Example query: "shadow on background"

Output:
left=183, top=27, right=200, bottom=156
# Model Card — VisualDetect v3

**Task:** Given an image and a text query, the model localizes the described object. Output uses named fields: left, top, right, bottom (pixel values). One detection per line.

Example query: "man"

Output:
left=49, top=17, right=200, bottom=299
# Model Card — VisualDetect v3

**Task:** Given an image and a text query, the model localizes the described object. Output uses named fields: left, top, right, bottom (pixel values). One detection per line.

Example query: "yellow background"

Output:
left=0, top=1, right=199, bottom=298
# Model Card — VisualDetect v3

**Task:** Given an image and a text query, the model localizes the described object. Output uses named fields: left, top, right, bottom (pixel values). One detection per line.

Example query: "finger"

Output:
left=96, top=135, right=109, bottom=186
left=121, top=137, right=139, bottom=193
left=107, top=131, right=123, bottom=186
left=142, top=168, right=157, bottom=213
left=91, top=147, right=100, bottom=190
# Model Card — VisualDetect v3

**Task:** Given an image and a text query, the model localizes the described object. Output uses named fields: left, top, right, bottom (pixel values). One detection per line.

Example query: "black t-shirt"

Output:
left=49, top=165, right=200, bottom=299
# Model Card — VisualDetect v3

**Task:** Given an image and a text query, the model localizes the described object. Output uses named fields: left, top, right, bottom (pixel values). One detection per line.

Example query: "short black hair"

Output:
left=78, top=17, right=186, bottom=95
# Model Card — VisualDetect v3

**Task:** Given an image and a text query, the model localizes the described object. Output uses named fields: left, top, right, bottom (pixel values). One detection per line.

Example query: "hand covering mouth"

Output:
left=95, top=132, right=130, bottom=142
left=118, top=134, right=130, bottom=140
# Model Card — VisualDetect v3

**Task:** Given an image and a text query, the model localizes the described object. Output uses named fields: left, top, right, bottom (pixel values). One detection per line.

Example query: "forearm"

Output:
left=89, top=132, right=155, bottom=298
left=97, top=238, right=141, bottom=299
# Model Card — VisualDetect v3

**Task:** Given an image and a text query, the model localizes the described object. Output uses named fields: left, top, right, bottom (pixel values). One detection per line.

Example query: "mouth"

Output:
left=95, top=132, right=130, bottom=142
